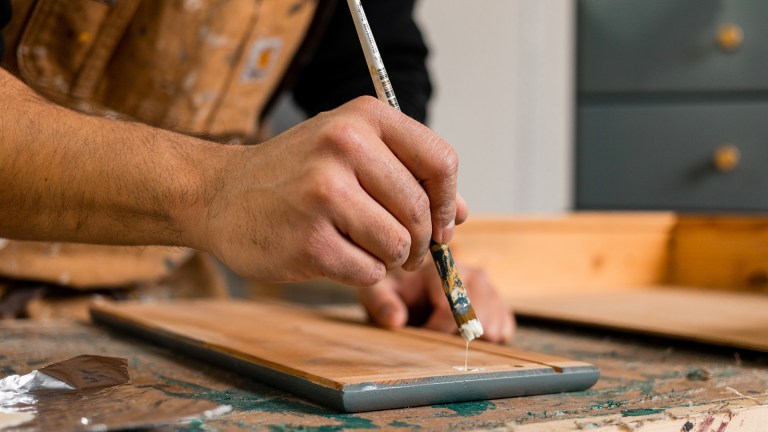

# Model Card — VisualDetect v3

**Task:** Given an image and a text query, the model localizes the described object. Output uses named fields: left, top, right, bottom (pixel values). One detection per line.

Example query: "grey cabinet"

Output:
left=576, top=0, right=768, bottom=211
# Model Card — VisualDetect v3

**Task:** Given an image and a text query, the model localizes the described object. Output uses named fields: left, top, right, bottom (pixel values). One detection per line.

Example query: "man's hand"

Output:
left=189, top=96, right=468, bottom=286
left=358, top=263, right=515, bottom=343
left=1, top=66, right=468, bottom=292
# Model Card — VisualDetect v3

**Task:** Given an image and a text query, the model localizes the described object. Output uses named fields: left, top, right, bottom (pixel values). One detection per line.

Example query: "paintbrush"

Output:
left=346, top=0, right=484, bottom=342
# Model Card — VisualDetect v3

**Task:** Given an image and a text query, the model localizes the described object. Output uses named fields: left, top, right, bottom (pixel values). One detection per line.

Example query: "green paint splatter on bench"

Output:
left=434, top=400, right=496, bottom=417
left=158, top=376, right=379, bottom=430
left=589, top=400, right=625, bottom=410
left=267, top=420, right=378, bottom=432
left=181, top=419, right=206, bottom=432
left=621, top=408, right=665, bottom=417
left=388, top=420, right=421, bottom=429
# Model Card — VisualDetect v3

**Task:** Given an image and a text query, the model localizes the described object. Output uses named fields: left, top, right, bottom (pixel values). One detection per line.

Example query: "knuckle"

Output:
left=436, top=199, right=457, bottom=225
left=360, top=263, right=387, bottom=286
left=320, top=118, right=364, bottom=156
left=349, top=95, right=380, bottom=112
left=385, top=228, right=411, bottom=267
left=302, top=223, right=333, bottom=265
left=409, top=191, right=431, bottom=226
left=439, top=145, right=459, bottom=176
left=307, top=170, right=350, bottom=208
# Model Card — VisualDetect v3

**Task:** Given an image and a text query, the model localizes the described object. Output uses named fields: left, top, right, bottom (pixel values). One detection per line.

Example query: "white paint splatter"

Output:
left=182, top=71, right=199, bottom=91
left=31, top=46, right=48, bottom=58
left=183, top=0, right=203, bottom=11
left=52, top=75, right=68, bottom=93
left=452, top=366, right=484, bottom=372
left=197, top=26, right=231, bottom=47
left=202, top=405, right=232, bottom=419
left=191, top=90, right=216, bottom=111
left=46, top=243, right=62, bottom=257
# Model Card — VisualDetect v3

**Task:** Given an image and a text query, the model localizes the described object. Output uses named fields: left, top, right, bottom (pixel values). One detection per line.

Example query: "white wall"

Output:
left=415, top=0, right=575, bottom=213
left=273, top=0, right=575, bottom=213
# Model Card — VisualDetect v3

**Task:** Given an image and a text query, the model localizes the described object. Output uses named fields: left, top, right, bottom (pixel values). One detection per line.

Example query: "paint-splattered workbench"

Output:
left=2, top=307, right=767, bottom=431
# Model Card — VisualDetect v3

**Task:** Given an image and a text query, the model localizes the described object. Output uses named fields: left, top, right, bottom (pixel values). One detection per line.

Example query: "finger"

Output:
left=423, top=266, right=461, bottom=334
left=306, top=221, right=386, bottom=287
left=355, top=97, right=459, bottom=244
left=329, top=174, right=413, bottom=270
left=359, top=278, right=409, bottom=329
left=460, top=266, right=514, bottom=343
left=423, top=301, right=460, bottom=334
left=503, top=310, right=517, bottom=344
left=348, top=130, right=432, bottom=270
left=463, top=268, right=498, bottom=342
left=390, top=268, right=434, bottom=326
left=455, top=192, right=469, bottom=226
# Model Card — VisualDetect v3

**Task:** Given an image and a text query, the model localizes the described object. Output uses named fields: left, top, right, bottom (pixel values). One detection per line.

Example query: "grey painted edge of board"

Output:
left=90, top=308, right=600, bottom=413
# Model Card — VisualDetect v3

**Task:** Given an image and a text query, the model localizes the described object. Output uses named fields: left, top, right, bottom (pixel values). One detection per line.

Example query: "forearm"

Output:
left=0, top=69, right=232, bottom=248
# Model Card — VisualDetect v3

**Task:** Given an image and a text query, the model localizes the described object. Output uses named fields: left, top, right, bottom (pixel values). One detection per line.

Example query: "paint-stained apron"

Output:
left=0, top=0, right=321, bottom=313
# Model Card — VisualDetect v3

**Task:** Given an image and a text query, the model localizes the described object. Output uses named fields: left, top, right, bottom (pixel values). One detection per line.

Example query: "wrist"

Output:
left=170, top=139, right=242, bottom=253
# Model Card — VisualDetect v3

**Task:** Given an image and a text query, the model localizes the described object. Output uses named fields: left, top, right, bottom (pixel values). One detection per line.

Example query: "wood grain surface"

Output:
left=89, top=299, right=598, bottom=411
left=515, top=286, right=768, bottom=352
left=450, top=214, right=768, bottom=353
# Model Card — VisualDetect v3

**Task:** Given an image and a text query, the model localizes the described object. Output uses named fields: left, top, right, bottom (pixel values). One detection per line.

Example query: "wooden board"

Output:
left=447, top=214, right=768, bottom=351
left=515, top=286, right=768, bottom=352
left=451, top=213, right=768, bottom=297
left=89, top=300, right=599, bottom=412
left=669, top=215, right=768, bottom=291
left=450, top=213, right=676, bottom=297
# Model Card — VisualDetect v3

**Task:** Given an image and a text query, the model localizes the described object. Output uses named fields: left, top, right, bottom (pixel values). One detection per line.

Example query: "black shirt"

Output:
left=293, top=0, right=431, bottom=123
left=0, top=0, right=11, bottom=62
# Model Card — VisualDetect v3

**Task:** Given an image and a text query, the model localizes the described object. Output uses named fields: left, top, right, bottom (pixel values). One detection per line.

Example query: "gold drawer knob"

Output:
left=713, top=144, right=740, bottom=172
left=717, top=24, right=744, bottom=52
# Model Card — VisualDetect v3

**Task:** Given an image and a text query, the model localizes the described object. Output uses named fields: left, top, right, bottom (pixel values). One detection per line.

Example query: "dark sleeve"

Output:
left=0, top=0, right=11, bottom=62
left=292, top=0, right=432, bottom=124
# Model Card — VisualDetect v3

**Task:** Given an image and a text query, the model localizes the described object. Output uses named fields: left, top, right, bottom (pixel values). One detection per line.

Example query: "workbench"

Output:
left=3, top=309, right=767, bottom=431
left=5, top=214, right=768, bottom=430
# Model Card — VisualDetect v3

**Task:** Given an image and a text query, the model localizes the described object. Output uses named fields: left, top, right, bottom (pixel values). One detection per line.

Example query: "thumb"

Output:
left=358, top=278, right=408, bottom=329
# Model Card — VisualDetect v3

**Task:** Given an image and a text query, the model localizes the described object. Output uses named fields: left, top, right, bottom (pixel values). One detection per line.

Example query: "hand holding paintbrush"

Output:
left=346, top=0, right=484, bottom=342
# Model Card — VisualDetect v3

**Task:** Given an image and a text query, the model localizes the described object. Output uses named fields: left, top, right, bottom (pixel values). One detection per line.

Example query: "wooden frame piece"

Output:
left=90, top=300, right=599, bottom=412
left=451, top=213, right=768, bottom=351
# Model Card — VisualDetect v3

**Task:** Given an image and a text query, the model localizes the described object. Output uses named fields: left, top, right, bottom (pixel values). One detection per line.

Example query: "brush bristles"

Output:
left=459, top=319, right=484, bottom=342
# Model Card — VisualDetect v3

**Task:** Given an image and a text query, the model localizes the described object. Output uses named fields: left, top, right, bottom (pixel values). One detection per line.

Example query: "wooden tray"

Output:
left=90, top=300, right=599, bottom=412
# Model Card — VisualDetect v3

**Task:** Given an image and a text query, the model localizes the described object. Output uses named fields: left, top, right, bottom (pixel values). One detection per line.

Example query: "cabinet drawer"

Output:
left=576, top=102, right=768, bottom=211
left=579, top=0, right=768, bottom=93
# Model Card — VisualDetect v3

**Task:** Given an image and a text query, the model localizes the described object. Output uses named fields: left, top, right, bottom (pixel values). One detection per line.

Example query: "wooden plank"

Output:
left=670, top=215, right=768, bottom=291
left=451, top=213, right=675, bottom=299
left=89, top=299, right=598, bottom=412
left=0, top=241, right=191, bottom=289
left=514, top=286, right=768, bottom=352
